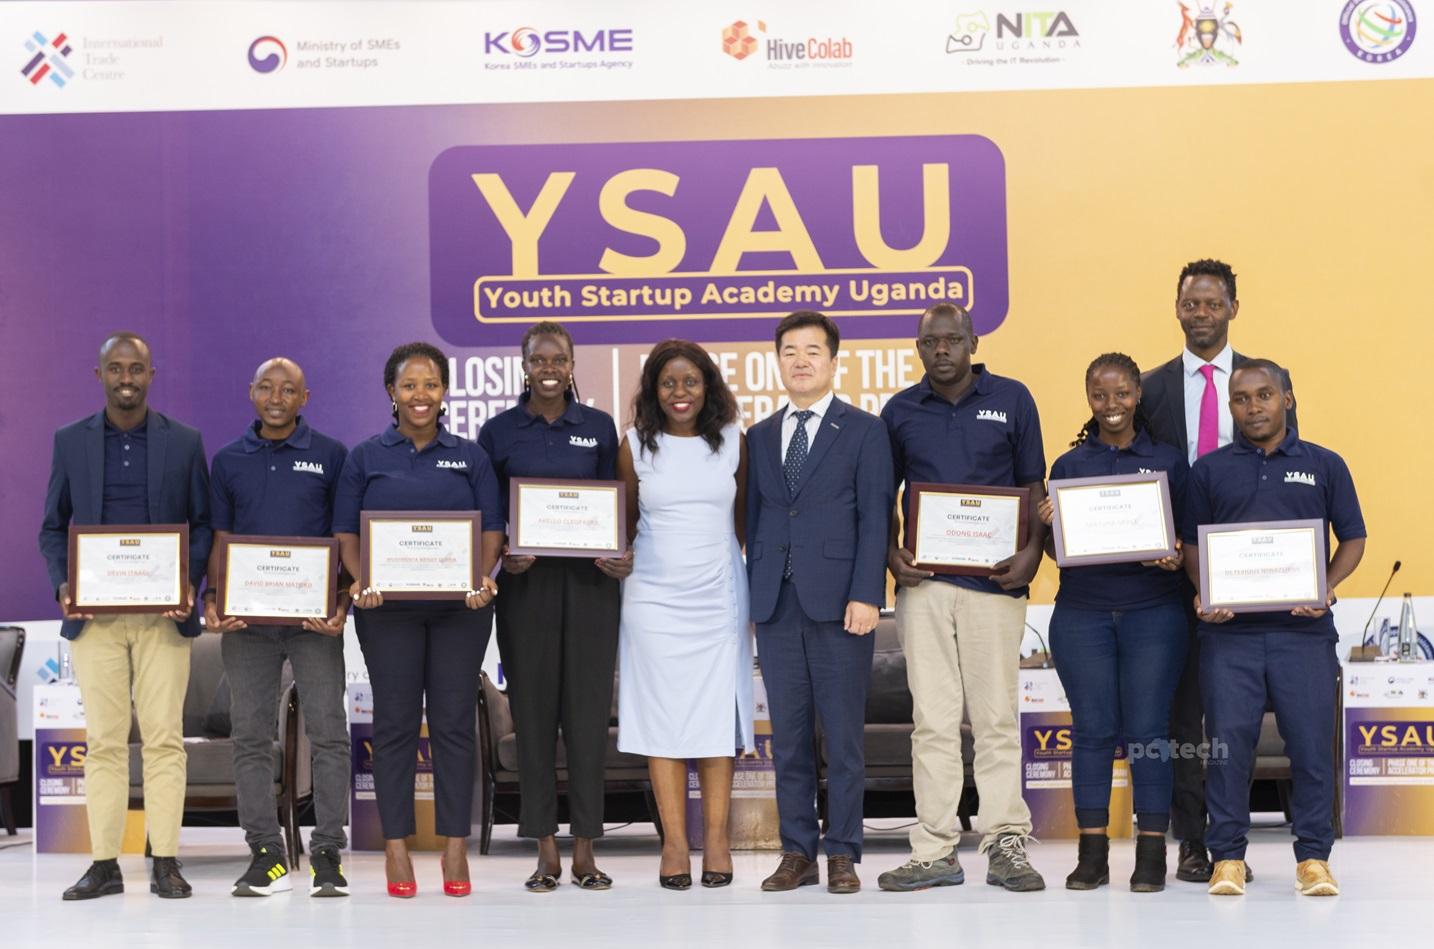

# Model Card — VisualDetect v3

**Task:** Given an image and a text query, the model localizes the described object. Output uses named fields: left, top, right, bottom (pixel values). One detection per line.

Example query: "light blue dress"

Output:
left=618, top=423, right=755, bottom=757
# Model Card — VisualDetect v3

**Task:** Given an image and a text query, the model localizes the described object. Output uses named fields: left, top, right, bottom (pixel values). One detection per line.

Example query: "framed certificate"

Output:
left=215, top=535, right=339, bottom=626
left=1050, top=471, right=1178, bottom=567
left=67, top=523, right=188, bottom=613
left=1198, top=518, right=1328, bottom=613
left=359, top=511, right=480, bottom=600
left=507, top=478, right=626, bottom=558
left=905, top=483, right=1030, bottom=576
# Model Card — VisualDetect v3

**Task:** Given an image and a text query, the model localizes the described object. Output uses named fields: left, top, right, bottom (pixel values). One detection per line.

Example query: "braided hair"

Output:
left=520, top=320, right=581, bottom=402
left=1070, top=352, right=1152, bottom=447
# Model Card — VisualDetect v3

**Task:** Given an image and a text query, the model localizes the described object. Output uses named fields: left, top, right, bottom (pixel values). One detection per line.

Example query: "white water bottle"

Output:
left=1397, top=593, right=1417, bottom=661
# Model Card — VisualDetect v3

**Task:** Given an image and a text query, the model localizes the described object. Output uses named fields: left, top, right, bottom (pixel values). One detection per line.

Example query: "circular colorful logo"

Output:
left=1340, top=1, right=1418, bottom=63
left=247, top=35, right=288, bottom=73
left=510, top=27, right=541, bottom=57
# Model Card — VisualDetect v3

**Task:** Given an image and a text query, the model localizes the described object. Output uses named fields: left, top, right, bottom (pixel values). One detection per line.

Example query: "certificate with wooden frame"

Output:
left=1050, top=471, right=1178, bottom=568
left=1197, top=519, right=1328, bottom=614
left=359, top=511, right=479, bottom=600
left=215, top=535, right=339, bottom=626
left=67, top=523, right=189, bottom=614
left=507, top=477, right=626, bottom=558
left=904, top=483, right=1030, bottom=576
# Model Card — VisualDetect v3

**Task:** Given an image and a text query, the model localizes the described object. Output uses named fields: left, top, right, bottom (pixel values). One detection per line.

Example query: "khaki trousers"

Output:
left=897, top=581, right=1031, bottom=860
left=70, top=614, right=191, bottom=859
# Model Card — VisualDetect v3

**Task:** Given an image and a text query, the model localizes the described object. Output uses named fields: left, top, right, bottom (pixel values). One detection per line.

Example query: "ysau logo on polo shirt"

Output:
left=569, top=435, right=599, bottom=448
left=975, top=409, right=1007, bottom=423
left=1284, top=471, right=1317, bottom=487
left=1138, top=467, right=1156, bottom=474
left=292, top=460, right=325, bottom=475
left=436, top=459, right=469, bottom=470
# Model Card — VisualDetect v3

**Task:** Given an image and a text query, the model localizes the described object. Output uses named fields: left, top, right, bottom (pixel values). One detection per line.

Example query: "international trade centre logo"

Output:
left=20, top=29, right=75, bottom=88
left=1340, top=1, right=1417, bottom=63
left=1175, top=2, right=1242, bottom=67
left=248, top=35, right=288, bottom=73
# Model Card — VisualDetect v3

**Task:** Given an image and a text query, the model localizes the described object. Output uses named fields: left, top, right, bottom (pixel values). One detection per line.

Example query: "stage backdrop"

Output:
left=3, top=1, right=1432, bottom=628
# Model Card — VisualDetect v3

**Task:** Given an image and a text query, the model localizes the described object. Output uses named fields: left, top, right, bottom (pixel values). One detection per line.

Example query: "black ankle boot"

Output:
left=1065, top=833, right=1109, bottom=890
left=151, top=856, right=193, bottom=899
left=1131, top=835, right=1167, bottom=892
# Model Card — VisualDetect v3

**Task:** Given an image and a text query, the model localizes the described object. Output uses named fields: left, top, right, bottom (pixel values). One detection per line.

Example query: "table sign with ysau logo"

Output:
left=1019, top=668, right=1134, bottom=838
left=1198, top=518, right=1327, bottom=613
left=506, top=478, right=626, bottom=558
left=347, top=681, right=443, bottom=851
left=906, top=483, right=1029, bottom=575
left=214, top=535, right=339, bottom=625
left=1342, top=666, right=1434, bottom=835
left=1050, top=471, right=1177, bottom=567
left=359, top=511, right=479, bottom=599
left=67, top=523, right=188, bottom=613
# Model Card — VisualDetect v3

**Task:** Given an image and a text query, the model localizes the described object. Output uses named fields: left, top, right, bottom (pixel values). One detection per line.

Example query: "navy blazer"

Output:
left=746, top=397, right=894, bottom=625
left=1141, top=351, right=1297, bottom=455
left=38, top=410, right=213, bottom=640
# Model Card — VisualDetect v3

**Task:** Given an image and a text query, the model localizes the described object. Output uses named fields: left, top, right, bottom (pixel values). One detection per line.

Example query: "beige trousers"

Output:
left=897, top=581, right=1031, bottom=860
left=70, top=614, right=191, bottom=859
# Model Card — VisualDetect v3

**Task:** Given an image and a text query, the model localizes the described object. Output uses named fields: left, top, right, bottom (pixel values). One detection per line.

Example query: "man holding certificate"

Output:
left=877, top=303, right=1048, bottom=893
left=478, top=321, right=627, bottom=892
left=38, top=332, right=211, bottom=900
left=206, top=357, right=352, bottom=897
left=1038, top=353, right=1189, bottom=892
left=1183, top=360, right=1365, bottom=897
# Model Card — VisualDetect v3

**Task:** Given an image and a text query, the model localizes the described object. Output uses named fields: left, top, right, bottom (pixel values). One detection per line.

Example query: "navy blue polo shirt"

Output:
left=1050, top=430, right=1189, bottom=611
left=1183, top=428, right=1365, bottom=637
left=101, top=416, right=148, bottom=524
left=333, top=424, right=503, bottom=535
left=881, top=367, right=1046, bottom=597
left=210, top=418, right=348, bottom=537
left=477, top=392, right=619, bottom=525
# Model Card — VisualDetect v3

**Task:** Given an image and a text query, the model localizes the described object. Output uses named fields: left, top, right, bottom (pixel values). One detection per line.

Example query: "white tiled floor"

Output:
left=1, top=820, right=1428, bottom=948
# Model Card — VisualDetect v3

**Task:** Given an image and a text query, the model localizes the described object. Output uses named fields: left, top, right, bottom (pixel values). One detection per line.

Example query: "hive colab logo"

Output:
left=20, top=29, right=74, bottom=87
left=427, top=135, right=1009, bottom=346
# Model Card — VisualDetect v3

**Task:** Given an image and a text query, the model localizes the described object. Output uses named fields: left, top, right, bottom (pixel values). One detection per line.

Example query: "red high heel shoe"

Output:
left=441, top=855, right=472, bottom=897
left=387, top=880, right=418, bottom=898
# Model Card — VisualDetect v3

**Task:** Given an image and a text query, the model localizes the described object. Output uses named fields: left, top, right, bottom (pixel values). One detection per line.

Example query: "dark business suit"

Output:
left=1140, top=353, right=1295, bottom=845
left=747, top=398, right=894, bottom=860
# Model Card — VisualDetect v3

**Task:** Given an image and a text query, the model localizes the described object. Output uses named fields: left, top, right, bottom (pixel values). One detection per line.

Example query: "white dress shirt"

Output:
left=1181, top=343, right=1234, bottom=465
left=780, top=389, right=837, bottom=458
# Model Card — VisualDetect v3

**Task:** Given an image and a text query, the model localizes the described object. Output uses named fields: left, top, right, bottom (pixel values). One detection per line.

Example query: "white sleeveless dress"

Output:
left=617, top=423, right=755, bottom=757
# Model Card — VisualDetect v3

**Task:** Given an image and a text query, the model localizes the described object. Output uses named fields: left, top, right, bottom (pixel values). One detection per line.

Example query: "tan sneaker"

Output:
left=1207, top=859, right=1247, bottom=896
left=1295, top=859, right=1339, bottom=896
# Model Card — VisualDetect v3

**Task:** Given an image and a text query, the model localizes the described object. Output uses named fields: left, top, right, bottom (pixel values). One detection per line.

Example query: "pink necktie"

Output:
left=1197, top=364, right=1219, bottom=457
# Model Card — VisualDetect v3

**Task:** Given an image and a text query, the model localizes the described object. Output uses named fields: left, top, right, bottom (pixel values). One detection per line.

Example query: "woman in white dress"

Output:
left=616, top=339, right=754, bottom=891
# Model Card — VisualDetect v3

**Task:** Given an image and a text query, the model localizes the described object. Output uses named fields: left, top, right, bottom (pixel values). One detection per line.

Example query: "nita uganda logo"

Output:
left=20, top=29, right=74, bottom=88
left=1340, top=1, right=1417, bottom=63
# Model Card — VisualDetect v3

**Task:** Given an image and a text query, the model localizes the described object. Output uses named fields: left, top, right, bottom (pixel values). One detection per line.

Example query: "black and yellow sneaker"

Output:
left=309, top=846, right=349, bottom=897
left=233, top=846, right=292, bottom=896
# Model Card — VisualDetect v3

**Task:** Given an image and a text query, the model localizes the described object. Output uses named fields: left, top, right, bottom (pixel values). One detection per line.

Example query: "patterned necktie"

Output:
left=1197, top=364, right=1219, bottom=457
left=782, top=409, right=814, bottom=578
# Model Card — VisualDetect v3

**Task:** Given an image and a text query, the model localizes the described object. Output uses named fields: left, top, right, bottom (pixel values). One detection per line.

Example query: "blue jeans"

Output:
left=1050, top=601, right=1187, bottom=832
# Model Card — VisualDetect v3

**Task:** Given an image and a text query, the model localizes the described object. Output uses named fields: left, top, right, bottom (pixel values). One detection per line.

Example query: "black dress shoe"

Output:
left=62, top=859, right=124, bottom=901
left=1176, top=841, right=1212, bottom=882
left=151, top=857, right=193, bottom=899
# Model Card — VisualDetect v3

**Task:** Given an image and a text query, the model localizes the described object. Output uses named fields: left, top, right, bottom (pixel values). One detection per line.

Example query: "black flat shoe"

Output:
left=571, top=870, right=613, bottom=890
left=524, top=871, right=560, bottom=892
left=659, top=873, right=692, bottom=890
left=63, top=860, right=124, bottom=901
left=700, top=870, right=734, bottom=888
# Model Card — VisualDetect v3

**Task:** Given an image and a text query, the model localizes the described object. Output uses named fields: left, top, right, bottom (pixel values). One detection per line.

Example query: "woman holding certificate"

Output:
left=1037, top=353, right=1188, bottom=893
left=616, top=339, right=753, bottom=890
left=333, top=342, right=504, bottom=898
left=478, top=321, right=627, bottom=892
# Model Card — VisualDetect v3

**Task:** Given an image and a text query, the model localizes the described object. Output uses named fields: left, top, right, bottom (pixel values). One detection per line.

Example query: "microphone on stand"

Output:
left=1352, top=561, right=1401, bottom=660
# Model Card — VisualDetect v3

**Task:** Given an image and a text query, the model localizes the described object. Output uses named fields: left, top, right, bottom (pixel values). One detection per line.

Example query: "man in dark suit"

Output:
left=38, top=332, right=211, bottom=900
left=1140, top=259, right=1296, bottom=882
left=748, top=311, right=894, bottom=895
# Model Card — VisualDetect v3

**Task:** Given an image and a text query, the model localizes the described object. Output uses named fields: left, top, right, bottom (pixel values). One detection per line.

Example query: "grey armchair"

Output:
left=0, top=625, right=24, bottom=834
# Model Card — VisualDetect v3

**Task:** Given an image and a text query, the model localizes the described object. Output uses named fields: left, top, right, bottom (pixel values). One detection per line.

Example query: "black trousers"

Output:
left=495, top=558, right=620, bottom=839
left=1168, top=594, right=1206, bottom=843
left=355, top=602, right=492, bottom=839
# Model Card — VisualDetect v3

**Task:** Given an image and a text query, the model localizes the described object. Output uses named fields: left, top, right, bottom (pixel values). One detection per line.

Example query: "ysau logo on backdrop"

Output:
left=428, top=135, right=1009, bottom=346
